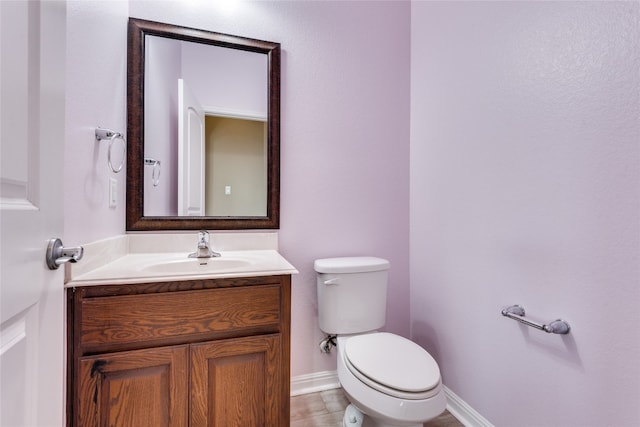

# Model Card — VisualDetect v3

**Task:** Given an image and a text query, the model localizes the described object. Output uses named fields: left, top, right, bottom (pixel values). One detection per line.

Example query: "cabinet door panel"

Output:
left=191, top=335, right=283, bottom=427
left=77, top=346, right=188, bottom=427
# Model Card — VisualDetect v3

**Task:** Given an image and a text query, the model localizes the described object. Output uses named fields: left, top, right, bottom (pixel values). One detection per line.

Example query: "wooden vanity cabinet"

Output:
left=67, top=275, right=291, bottom=427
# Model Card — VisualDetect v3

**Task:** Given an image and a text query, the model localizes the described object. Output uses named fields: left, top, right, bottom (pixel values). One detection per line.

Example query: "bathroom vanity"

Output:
left=65, top=19, right=292, bottom=425
left=65, top=234, right=296, bottom=427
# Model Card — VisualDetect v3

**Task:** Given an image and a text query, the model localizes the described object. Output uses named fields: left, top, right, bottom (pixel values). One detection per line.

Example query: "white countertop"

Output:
left=65, top=233, right=298, bottom=287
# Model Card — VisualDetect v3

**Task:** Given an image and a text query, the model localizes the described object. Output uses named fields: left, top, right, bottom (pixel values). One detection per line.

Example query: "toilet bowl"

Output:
left=337, top=334, right=446, bottom=427
left=314, top=257, right=447, bottom=427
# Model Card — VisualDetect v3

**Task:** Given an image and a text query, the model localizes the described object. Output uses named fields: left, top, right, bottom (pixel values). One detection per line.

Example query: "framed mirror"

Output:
left=126, top=18, right=280, bottom=230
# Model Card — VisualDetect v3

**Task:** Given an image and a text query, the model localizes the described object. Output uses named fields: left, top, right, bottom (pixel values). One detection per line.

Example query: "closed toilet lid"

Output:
left=344, top=333, right=440, bottom=399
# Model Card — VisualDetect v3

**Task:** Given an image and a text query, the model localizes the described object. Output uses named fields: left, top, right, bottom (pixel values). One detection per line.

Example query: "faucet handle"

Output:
left=197, top=230, right=209, bottom=247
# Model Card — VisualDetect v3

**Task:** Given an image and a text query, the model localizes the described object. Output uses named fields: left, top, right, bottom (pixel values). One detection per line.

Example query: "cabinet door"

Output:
left=76, top=345, right=188, bottom=427
left=191, top=334, right=285, bottom=427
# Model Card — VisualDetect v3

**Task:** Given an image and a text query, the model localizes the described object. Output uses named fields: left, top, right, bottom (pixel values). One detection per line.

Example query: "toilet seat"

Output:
left=343, top=333, right=441, bottom=400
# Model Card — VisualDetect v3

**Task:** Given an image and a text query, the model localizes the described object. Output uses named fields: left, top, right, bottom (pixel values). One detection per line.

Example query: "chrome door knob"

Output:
left=46, top=238, right=84, bottom=270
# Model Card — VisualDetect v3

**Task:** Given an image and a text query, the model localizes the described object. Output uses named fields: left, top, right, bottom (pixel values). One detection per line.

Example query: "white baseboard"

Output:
left=290, top=370, right=341, bottom=396
left=444, top=385, right=494, bottom=427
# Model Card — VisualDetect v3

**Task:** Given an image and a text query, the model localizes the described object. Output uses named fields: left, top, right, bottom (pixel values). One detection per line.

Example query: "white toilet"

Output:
left=314, top=257, right=446, bottom=427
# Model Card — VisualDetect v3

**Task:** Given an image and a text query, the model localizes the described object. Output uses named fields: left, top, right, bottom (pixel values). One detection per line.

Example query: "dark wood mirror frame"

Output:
left=126, top=18, right=280, bottom=231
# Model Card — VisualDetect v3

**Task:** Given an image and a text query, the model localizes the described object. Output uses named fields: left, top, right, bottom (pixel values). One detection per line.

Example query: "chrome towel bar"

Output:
left=501, top=305, right=570, bottom=335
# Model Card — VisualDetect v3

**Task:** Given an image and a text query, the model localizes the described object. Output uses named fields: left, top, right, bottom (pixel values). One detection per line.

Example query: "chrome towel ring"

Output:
left=144, top=158, right=161, bottom=187
left=95, top=127, right=126, bottom=173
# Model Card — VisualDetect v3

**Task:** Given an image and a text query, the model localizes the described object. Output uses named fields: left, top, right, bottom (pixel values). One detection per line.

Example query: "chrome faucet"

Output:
left=188, top=230, right=221, bottom=258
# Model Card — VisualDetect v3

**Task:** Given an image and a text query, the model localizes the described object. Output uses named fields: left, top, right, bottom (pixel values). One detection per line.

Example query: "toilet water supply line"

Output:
left=501, top=305, right=571, bottom=334
left=320, top=335, right=337, bottom=353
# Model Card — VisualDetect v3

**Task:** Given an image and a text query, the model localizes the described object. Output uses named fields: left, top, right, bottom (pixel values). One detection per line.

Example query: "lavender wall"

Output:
left=270, top=1, right=411, bottom=378
left=65, top=0, right=411, bottom=380
left=144, top=36, right=180, bottom=216
left=65, top=0, right=128, bottom=245
left=410, top=2, right=640, bottom=426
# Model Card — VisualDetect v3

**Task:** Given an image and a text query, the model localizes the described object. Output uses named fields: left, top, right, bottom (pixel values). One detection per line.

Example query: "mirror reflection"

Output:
left=144, top=35, right=268, bottom=217
left=126, top=18, right=280, bottom=231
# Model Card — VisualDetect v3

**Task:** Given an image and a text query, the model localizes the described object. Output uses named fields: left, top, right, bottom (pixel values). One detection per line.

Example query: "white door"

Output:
left=177, top=78, right=205, bottom=216
left=0, top=1, right=66, bottom=426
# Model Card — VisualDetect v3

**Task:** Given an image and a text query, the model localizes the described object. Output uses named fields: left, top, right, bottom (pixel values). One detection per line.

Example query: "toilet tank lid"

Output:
left=314, top=257, right=390, bottom=273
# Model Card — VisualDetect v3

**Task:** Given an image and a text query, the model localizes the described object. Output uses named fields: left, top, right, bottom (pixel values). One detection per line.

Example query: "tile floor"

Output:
left=290, top=388, right=463, bottom=427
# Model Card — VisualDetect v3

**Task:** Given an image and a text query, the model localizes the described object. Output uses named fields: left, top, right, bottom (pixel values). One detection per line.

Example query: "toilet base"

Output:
left=343, top=404, right=364, bottom=427
left=343, top=404, right=423, bottom=427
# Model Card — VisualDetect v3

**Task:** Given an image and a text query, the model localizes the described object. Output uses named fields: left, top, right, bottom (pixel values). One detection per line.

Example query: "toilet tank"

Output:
left=314, top=257, right=390, bottom=335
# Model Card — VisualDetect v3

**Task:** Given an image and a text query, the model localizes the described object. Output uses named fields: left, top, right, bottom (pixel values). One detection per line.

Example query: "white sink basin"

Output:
left=139, top=257, right=251, bottom=274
